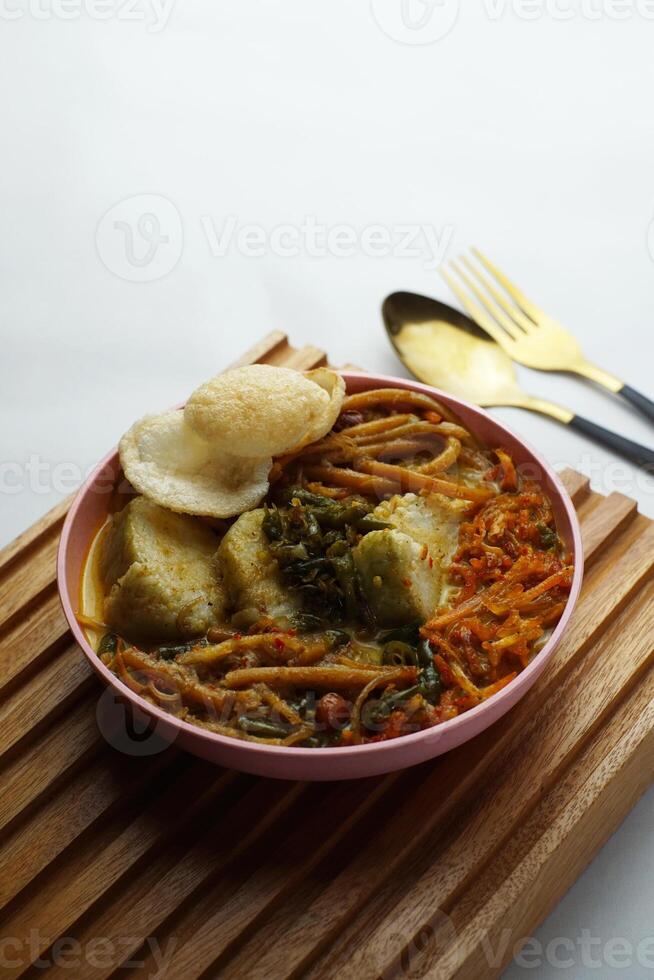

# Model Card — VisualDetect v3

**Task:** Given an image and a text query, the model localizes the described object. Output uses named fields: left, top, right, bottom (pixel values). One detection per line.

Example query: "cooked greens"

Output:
left=262, top=488, right=387, bottom=626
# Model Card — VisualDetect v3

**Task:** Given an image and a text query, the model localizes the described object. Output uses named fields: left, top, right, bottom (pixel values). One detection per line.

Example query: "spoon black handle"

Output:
left=618, top=384, right=654, bottom=425
left=568, top=414, right=654, bottom=469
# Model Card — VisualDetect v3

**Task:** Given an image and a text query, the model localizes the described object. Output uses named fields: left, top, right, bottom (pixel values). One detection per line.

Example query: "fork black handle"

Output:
left=569, top=414, right=654, bottom=470
left=618, top=384, right=654, bottom=425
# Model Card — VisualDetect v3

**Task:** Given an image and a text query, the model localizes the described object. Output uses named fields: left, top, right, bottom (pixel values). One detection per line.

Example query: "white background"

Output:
left=2, top=1, right=654, bottom=976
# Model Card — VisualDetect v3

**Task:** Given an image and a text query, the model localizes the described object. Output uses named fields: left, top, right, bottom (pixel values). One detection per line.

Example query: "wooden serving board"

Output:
left=1, top=331, right=653, bottom=979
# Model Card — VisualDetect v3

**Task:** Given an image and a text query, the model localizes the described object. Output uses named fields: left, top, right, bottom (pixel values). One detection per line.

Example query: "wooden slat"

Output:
left=226, top=331, right=327, bottom=372
left=580, top=491, right=637, bottom=561
left=0, top=642, right=93, bottom=759
left=226, top=330, right=289, bottom=369
left=0, top=586, right=69, bottom=696
left=0, top=747, right=180, bottom=911
left=133, top=774, right=408, bottom=978
left=558, top=467, right=590, bottom=503
left=0, top=495, right=71, bottom=575
left=266, top=344, right=327, bottom=370
left=0, top=699, right=100, bottom=834
left=0, top=334, right=652, bottom=980
left=0, top=530, right=62, bottom=631
left=0, top=764, right=247, bottom=977
left=530, top=520, right=654, bottom=697
left=26, top=778, right=303, bottom=979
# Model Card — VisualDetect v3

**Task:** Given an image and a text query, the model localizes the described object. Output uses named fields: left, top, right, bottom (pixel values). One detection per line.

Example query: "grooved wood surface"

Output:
left=0, top=332, right=652, bottom=979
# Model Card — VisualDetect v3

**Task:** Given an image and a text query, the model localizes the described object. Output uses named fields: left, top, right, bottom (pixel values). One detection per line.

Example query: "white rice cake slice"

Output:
left=101, top=496, right=227, bottom=644
left=375, top=493, right=466, bottom=596
left=373, top=492, right=467, bottom=562
left=217, top=509, right=300, bottom=625
left=354, top=493, right=468, bottom=625
left=353, top=528, right=442, bottom=627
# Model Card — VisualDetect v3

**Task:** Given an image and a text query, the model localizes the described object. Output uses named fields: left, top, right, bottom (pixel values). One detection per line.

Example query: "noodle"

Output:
left=341, top=387, right=456, bottom=421
left=223, top=665, right=418, bottom=690
left=355, top=459, right=495, bottom=503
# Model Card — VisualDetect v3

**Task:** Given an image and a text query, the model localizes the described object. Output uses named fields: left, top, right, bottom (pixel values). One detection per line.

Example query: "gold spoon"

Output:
left=382, top=291, right=654, bottom=469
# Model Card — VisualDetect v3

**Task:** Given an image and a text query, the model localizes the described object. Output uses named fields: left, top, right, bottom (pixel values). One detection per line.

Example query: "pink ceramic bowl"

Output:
left=57, top=372, right=583, bottom=781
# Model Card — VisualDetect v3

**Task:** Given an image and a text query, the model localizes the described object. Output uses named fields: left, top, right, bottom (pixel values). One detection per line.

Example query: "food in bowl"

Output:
left=77, top=365, right=574, bottom=750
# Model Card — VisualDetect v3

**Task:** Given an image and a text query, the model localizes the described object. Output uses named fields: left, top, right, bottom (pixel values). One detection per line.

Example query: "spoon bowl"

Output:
left=382, top=291, right=568, bottom=421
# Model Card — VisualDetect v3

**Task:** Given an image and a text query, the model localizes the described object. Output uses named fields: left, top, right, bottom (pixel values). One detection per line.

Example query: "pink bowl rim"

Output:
left=57, top=370, right=584, bottom=765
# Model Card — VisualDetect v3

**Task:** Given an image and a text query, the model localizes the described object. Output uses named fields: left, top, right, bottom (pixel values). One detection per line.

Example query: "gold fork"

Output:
left=443, top=248, right=654, bottom=424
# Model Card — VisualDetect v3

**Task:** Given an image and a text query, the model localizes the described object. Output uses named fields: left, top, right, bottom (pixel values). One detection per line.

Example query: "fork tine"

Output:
left=449, top=259, right=523, bottom=342
left=439, top=266, right=517, bottom=349
left=461, top=254, right=536, bottom=335
left=471, top=248, right=543, bottom=323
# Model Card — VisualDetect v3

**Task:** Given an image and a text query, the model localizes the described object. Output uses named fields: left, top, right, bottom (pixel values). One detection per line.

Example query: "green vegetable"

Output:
left=302, top=731, right=335, bottom=747
left=292, top=612, right=325, bottom=633
left=378, top=628, right=440, bottom=702
left=330, top=552, right=359, bottom=622
left=157, top=637, right=208, bottom=661
left=378, top=624, right=421, bottom=646
left=416, top=638, right=442, bottom=704
left=238, top=716, right=291, bottom=739
left=538, top=523, right=559, bottom=550
left=319, top=502, right=370, bottom=529
left=355, top=515, right=392, bottom=533
left=277, top=487, right=388, bottom=533
left=382, top=640, right=418, bottom=667
left=262, top=506, right=284, bottom=540
left=325, top=629, right=351, bottom=649
left=363, top=685, right=421, bottom=727
left=261, top=488, right=382, bottom=625
left=97, top=632, right=118, bottom=658
left=278, top=488, right=332, bottom=509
